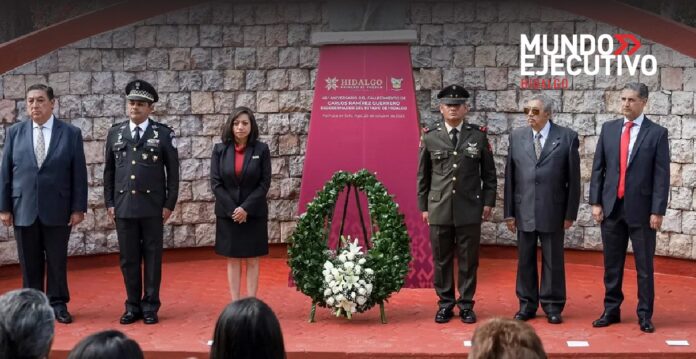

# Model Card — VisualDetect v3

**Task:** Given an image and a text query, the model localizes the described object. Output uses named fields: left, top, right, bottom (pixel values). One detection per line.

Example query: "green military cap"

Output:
left=437, top=84, right=470, bottom=104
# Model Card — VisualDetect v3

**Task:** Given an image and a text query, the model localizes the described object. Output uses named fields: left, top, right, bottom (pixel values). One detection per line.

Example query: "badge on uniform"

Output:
left=142, top=153, right=148, bottom=160
left=147, top=139, right=160, bottom=145
left=153, top=155, right=158, bottom=161
left=252, top=155, right=260, bottom=159
left=171, top=132, right=177, bottom=148
left=466, top=142, right=479, bottom=156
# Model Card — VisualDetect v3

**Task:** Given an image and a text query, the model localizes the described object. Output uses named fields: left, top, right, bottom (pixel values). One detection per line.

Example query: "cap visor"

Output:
left=126, top=94, right=154, bottom=102
left=439, top=98, right=467, bottom=104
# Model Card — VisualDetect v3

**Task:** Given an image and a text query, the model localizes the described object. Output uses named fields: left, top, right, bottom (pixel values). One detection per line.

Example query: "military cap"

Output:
left=125, top=80, right=158, bottom=103
left=437, top=84, right=470, bottom=104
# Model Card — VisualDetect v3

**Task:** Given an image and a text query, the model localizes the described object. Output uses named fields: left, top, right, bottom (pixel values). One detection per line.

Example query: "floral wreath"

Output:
left=288, top=170, right=411, bottom=322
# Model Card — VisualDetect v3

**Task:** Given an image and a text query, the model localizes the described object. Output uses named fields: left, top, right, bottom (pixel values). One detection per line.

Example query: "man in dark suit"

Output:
left=590, top=82, right=670, bottom=333
left=504, top=94, right=581, bottom=324
left=103, top=80, right=179, bottom=325
left=0, top=84, right=87, bottom=324
left=417, top=84, right=497, bottom=324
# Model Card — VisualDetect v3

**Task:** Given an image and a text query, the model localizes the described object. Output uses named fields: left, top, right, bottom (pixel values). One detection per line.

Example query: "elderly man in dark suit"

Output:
left=0, top=84, right=88, bottom=324
left=504, top=94, right=580, bottom=324
left=590, top=82, right=670, bottom=333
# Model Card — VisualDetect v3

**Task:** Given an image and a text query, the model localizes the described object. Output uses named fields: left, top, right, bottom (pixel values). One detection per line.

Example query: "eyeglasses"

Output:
left=523, top=107, right=541, bottom=115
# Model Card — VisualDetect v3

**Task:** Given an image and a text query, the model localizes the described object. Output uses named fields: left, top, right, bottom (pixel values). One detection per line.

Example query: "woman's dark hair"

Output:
left=220, top=106, right=259, bottom=145
left=67, top=330, right=144, bottom=359
left=210, top=298, right=285, bottom=359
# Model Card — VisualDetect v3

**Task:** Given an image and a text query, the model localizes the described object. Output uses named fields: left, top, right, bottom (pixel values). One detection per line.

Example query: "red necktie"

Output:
left=617, top=121, right=635, bottom=199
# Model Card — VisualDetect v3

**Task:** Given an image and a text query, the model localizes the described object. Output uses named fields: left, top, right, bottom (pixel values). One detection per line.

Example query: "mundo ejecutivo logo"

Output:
left=519, top=33, right=658, bottom=89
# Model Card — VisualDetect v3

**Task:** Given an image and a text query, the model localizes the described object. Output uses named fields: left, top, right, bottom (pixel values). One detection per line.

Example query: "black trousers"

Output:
left=115, top=217, right=163, bottom=313
left=516, top=229, right=566, bottom=315
left=429, top=224, right=481, bottom=311
left=14, top=219, right=72, bottom=309
left=601, top=199, right=656, bottom=319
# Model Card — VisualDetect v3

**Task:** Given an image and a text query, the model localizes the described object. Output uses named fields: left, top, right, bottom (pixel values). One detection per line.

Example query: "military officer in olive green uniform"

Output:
left=417, top=84, right=497, bottom=324
left=104, top=80, right=179, bottom=325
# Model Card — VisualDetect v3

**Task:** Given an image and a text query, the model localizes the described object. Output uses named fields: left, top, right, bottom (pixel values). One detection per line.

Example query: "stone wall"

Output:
left=1, top=1, right=695, bottom=265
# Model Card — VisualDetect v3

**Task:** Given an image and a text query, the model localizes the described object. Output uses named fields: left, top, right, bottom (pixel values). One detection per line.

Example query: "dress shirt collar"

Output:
left=623, top=113, right=644, bottom=128
left=444, top=121, right=463, bottom=134
left=32, top=115, right=54, bottom=130
left=532, top=120, right=551, bottom=139
left=129, top=118, right=150, bottom=133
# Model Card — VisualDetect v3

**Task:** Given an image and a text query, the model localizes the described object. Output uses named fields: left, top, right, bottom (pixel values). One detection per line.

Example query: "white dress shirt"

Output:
left=444, top=121, right=464, bottom=142
left=32, top=115, right=54, bottom=158
left=129, top=119, right=150, bottom=140
left=622, top=113, right=644, bottom=160
left=532, top=120, right=551, bottom=148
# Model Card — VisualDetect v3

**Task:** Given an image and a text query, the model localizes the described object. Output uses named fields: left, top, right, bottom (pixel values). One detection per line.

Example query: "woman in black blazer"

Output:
left=210, top=107, right=271, bottom=300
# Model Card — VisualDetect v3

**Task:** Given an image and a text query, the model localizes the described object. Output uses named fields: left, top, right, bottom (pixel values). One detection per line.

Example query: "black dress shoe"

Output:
left=120, top=311, right=142, bottom=325
left=143, top=311, right=159, bottom=325
left=460, top=309, right=477, bottom=324
left=592, top=313, right=620, bottom=327
left=547, top=313, right=563, bottom=324
left=513, top=311, right=536, bottom=321
left=434, top=307, right=454, bottom=323
left=54, top=309, right=73, bottom=324
left=639, top=318, right=655, bottom=333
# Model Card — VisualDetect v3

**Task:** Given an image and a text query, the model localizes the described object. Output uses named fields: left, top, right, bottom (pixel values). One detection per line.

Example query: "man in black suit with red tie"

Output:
left=589, top=82, right=670, bottom=333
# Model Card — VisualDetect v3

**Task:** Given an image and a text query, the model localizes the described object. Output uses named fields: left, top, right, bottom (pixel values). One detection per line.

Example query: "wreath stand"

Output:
left=288, top=170, right=411, bottom=325
left=307, top=181, right=388, bottom=324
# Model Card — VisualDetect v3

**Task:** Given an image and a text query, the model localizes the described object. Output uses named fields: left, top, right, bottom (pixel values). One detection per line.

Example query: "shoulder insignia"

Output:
left=111, top=120, right=127, bottom=128
left=422, top=126, right=430, bottom=133
left=479, top=126, right=488, bottom=133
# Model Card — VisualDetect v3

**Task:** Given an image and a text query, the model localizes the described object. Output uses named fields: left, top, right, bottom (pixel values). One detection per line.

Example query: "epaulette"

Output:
left=111, top=120, right=127, bottom=128
left=152, top=121, right=173, bottom=132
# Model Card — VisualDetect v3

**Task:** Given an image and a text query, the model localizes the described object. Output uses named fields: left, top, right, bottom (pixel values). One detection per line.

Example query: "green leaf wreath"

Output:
left=288, top=170, right=411, bottom=322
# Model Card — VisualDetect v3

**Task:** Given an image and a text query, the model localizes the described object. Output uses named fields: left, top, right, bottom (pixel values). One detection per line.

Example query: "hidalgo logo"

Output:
left=519, top=33, right=658, bottom=88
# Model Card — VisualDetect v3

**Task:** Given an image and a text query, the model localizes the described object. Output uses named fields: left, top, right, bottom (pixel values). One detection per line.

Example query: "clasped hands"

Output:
left=232, top=207, right=248, bottom=223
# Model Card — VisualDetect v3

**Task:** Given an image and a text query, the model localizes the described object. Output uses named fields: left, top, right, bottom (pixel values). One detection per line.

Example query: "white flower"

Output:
left=364, top=268, right=374, bottom=275
left=358, top=288, right=366, bottom=295
left=343, top=261, right=354, bottom=270
left=336, top=294, right=345, bottom=302
left=327, top=297, right=335, bottom=306
left=338, top=254, right=347, bottom=263
left=365, top=283, right=373, bottom=293
left=347, top=252, right=355, bottom=261
left=358, top=258, right=366, bottom=265
left=323, top=261, right=334, bottom=270
left=356, top=296, right=366, bottom=305
left=331, top=268, right=339, bottom=277
left=351, top=291, right=356, bottom=299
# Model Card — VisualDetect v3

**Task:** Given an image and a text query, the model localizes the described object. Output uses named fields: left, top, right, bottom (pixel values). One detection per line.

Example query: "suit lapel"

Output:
left=137, top=122, right=154, bottom=147
left=628, top=117, right=652, bottom=166
left=42, top=119, right=64, bottom=167
left=537, top=122, right=561, bottom=163
left=524, top=127, right=537, bottom=162
left=457, top=128, right=474, bottom=152
left=436, top=124, right=454, bottom=150
left=239, top=143, right=255, bottom=184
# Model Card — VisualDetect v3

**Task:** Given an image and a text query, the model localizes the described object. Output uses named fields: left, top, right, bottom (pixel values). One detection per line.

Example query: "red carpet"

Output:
left=1, top=247, right=695, bottom=358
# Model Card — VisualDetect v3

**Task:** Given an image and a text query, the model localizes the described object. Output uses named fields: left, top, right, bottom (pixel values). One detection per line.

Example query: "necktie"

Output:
left=134, top=126, right=141, bottom=142
left=618, top=121, right=635, bottom=199
left=534, top=132, right=542, bottom=160
left=450, top=128, right=458, bottom=148
left=35, top=126, right=46, bottom=167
